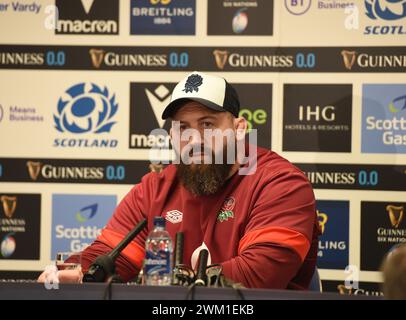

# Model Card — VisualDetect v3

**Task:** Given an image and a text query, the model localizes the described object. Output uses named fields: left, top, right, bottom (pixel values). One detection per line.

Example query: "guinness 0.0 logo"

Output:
left=213, top=50, right=229, bottom=70
left=386, top=204, right=404, bottom=228
left=1, top=195, right=17, bottom=218
left=26, top=161, right=42, bottom=181
left=337, top=284, right=352, bottom=295
left=341, top=50, right=357, bottom=70
left=89, top=49, right=105, bottom=68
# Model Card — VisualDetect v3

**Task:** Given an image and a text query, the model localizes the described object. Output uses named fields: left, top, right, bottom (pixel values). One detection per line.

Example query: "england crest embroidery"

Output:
left=183, top=74, right=203, bottom=93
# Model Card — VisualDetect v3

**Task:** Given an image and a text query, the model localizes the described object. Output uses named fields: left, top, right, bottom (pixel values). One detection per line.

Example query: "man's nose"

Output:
left=188, top=128, right=202, bottom=145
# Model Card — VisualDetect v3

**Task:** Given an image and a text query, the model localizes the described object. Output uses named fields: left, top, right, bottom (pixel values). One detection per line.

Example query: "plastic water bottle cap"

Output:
left=153, top=216, right=165, bottom=227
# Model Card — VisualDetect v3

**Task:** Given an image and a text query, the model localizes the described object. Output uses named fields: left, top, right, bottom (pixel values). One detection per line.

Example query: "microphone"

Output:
left=194, top=249, right=208, bottom=286
left=174, top=232, right=184, bottom=267
left=82, top=219, right=147, bottom=283
left=172, top=232, right=184, bottom=285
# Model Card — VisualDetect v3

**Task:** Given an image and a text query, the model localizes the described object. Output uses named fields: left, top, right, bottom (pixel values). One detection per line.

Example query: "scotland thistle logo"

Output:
left=183, top=74, right=203, bottom=93
left=54, top=83, right=118, bottom=134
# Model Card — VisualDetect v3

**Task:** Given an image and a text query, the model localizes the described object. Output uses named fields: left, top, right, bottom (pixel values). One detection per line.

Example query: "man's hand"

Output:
left=37, top=265, right=83, bottom=284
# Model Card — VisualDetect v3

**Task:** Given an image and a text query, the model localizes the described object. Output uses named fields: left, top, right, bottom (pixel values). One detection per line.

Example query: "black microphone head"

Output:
left=195, top=249, right=209, bottom=286
left=82, top=255, right=115, bottom=283
left=174, top=232, right=184, bottom=266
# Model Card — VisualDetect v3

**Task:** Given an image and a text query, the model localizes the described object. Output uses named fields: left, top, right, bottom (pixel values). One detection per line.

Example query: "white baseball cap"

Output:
left=161, top=71, right=240, bottom=119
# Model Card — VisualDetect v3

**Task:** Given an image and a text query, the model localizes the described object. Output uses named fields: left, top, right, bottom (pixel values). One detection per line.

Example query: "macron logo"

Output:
left=145, top=85, right=171, bottom=129
left=81, top=0, right=95, bottom=15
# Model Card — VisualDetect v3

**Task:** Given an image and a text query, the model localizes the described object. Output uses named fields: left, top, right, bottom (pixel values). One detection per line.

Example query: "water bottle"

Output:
left=143, top=216, right=173, bottom=286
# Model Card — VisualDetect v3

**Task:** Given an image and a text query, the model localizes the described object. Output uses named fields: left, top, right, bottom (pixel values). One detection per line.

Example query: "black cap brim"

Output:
left=161, top=97, right=226, bottom=119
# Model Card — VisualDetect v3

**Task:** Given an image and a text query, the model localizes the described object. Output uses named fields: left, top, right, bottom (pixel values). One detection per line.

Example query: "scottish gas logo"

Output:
left=362, top=84, right=406, bottom=153
left=51, top=194, right=116, bottom=256
left=53, top=83, right=119, bottom=148
left=75, top=203, right=98, bottom=222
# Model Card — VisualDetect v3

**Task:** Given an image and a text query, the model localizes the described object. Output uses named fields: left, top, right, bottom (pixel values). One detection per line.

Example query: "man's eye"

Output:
left=202, top=122, right=213, bottom=128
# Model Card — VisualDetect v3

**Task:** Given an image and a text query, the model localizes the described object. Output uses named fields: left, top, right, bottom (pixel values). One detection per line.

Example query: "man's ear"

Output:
left=169, top=126, right=173, bottom=141
left=234, top=117, right=247, bottom=140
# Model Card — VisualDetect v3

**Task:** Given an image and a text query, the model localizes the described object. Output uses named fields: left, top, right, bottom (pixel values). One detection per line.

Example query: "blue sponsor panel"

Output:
left=362, top=84, right=406, bottom=153
left=316, top=200, right=349, bottom=269
left=130, top=0, right=195, bottom=35
left=51, top=194, right=116, bottom=258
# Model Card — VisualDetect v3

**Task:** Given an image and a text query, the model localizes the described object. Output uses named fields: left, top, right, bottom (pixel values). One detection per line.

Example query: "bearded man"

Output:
left=39, top=72, right=319, bottom=290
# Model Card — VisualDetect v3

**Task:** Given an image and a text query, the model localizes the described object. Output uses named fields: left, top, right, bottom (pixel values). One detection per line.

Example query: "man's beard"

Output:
left=176, top=145, right=233, bottom=196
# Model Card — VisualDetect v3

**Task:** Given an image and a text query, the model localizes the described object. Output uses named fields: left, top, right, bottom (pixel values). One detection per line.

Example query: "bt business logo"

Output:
left=51, top=194, right=116, bottom=256
left=53, top=83, right=119, bottom=148
left=362, top=84, right=406, bottom=153
left=364, top=0, right=406, bottom=35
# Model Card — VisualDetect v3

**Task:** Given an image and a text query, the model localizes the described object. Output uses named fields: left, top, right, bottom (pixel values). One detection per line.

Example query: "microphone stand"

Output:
left=83, top=219, right=147, bottom=283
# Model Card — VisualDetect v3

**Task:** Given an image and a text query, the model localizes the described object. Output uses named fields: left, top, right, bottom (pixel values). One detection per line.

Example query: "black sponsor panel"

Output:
left=1, top=159, right=406, bottom=190
left=55, top=0, right=119, bottom=35
left=0, top=158, right=155, bottom=184
left=233, top=84, right=272, bottom=149
left=0, top=193, right=40, bottom=260
left=0, top=45, right=405, bottom=72
left=361, top=201, right=406, bottom=271
left=0, top=270, right=41, bottom=280
left=207, top=0, right=273, bottom=36
left=129, top=82, right=175, bottom=149
left=294, top=163, right=406, bottom=191
left=322, top=280, right=384, bottom=297
left=129, top=83, right=272, bottom=149
left=283, top=84, right=352, bottom=152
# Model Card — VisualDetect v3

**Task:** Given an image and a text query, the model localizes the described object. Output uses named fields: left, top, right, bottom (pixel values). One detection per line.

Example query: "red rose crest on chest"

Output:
left=217, top=197, right=235, bottom=222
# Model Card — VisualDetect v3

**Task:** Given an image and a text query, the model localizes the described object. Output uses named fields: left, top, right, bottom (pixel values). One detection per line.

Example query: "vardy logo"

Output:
left=365, top=0, right=406, bottom=20
left=75, top=203, right=98, bottom=222
left=54, top=83, right=118, bottom=134
left=388, top=94, right=406, bottom=113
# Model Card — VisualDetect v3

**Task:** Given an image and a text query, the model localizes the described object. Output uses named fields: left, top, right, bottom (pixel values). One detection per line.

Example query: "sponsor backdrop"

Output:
left=0, top=0, right=405, bottom=296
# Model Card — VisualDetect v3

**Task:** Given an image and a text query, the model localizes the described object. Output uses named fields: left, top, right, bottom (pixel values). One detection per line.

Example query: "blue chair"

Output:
left=308, top=267, right=322, bottom=292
